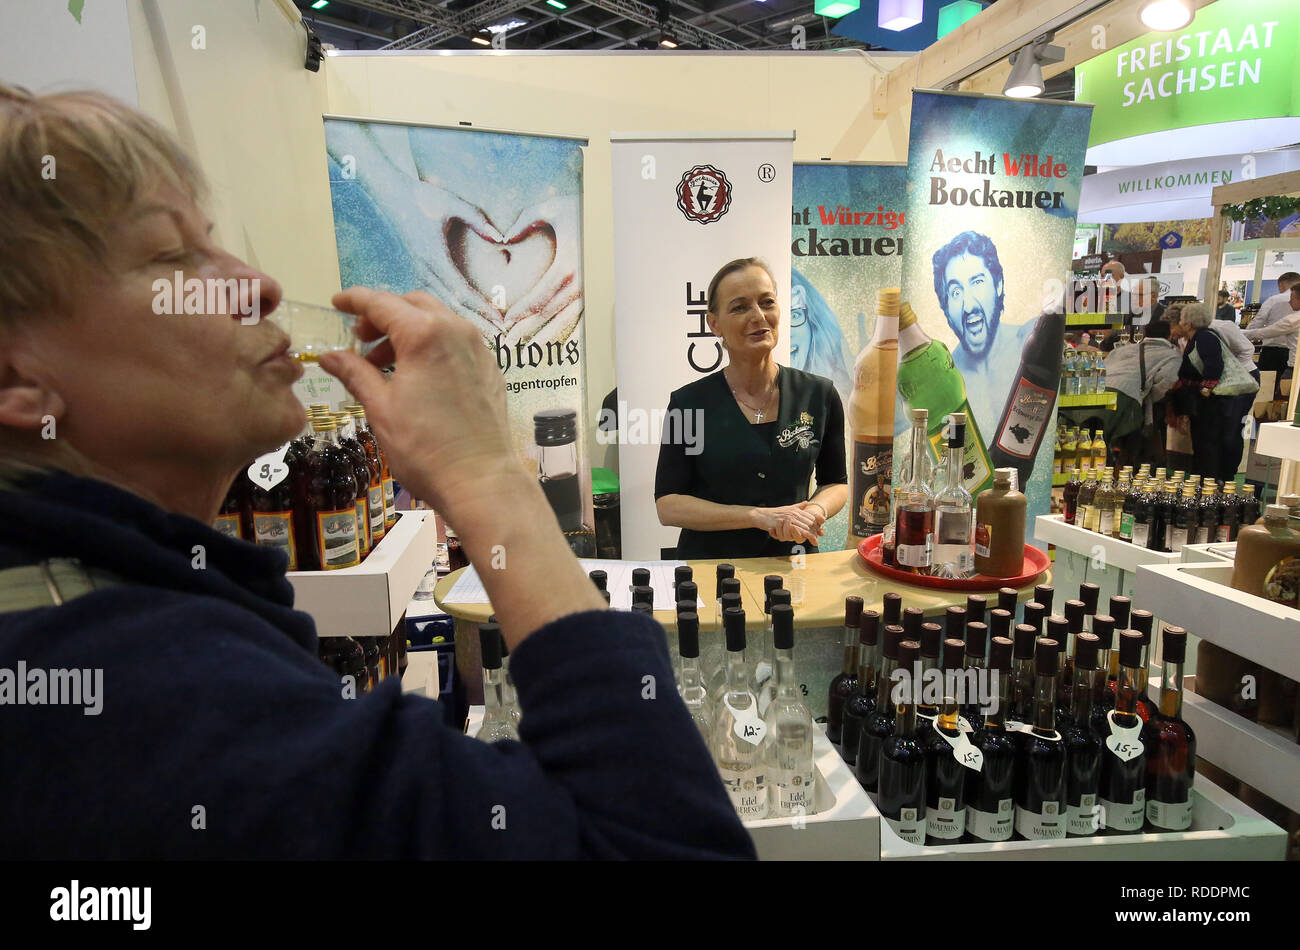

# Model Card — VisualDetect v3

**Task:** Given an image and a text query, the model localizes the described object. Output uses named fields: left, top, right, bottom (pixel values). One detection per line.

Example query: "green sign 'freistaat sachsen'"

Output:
left=1075, top=0, right=1299, bottom=148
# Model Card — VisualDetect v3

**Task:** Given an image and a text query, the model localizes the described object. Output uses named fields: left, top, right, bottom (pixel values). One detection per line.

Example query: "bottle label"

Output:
left=896, top=538, right=933, bottom=567
left=1120, top=513, right=1135, bottom=540
left=252, top=510, right=297, bottom=570
left=928, top=428, right=993, bottom=494
left=1067, top=793, right=1102, bottom=835
left=774, top=775, right=814, bottom=817
left=316, top=508, right=360, bottom=570
left=1146, top=796, right=1193, bottom=831
left=885, top=808, right=926, bottom=845
left=1132, top=522, right=1150, bottom=547
left=997, top=377, right=1055, bottom=459
left=1215, top=525, right=1231, bottom=543
left=1099, top=509, right=1115, bottom=535
left=1100, top=790, right=1145, bottom=832
left=723, top=696, right=768, bottom=746
left=368, top=486, right=385, bottom=537
left=718, top=765, right=768, bottom=820
left=1105, top=710, right=1145, bottom=763
left=1170, top=526, right=1188, bottom=551
left=967, top=800, right=1013, bottom=841
left=1073, top=505, right=1087, bottom=527
left=850, top=439, right=892, bottom=537
left=212, top=513, right=243, bottom=541
left=355, top=500, right=369, bottom=556
left=974, top=523, right=992, bottom=558
left=1015, top=800, right=1066, bottom=840
left=383, top=477, right=396, bottom=519
left=926, top=796, right=966, bottom=841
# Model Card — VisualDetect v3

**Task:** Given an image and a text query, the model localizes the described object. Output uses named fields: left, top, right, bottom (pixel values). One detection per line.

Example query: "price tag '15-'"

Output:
left=1105, top=710, right=1144, bottom=763
left=937, top=725, right=984, bottom=772
left=248, top=443, right=292, bottom=491
left=724, top=696, right=768, bottom=746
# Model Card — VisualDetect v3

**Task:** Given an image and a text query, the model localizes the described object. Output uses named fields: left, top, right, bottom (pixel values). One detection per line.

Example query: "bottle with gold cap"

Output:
left=847, top=288, right=902, bottom=547
left=1094, top=469, right=1117, bottom=537
left=346, top=404, right=386, bottom=546
left=1091, top=429, right=1107, bottom=471
left=334, top=411, right=373, bottom=561
left=302, top=413, right=361, bottom=571
left=1077, top=429, right=1093, bottom=476
left=895, top=298, right=993, bottom=496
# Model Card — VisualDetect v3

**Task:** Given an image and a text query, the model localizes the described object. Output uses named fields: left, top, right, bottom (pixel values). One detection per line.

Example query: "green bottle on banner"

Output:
left=895, top=302, right=994, bottom=497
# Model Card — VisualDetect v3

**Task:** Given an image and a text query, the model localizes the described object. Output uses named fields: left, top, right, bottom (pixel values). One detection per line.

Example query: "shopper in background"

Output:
left=654, top=258, right=848, bottom=558
left=1243, top=272, right=1300, bottom=397
left=1168, top=302, right=1259, bottom=484
left=1215, top=289, right=1236, bottom=323
left=0, top=85, right=754, bottom=860
left=1104, top=316, right=1181, bottom=469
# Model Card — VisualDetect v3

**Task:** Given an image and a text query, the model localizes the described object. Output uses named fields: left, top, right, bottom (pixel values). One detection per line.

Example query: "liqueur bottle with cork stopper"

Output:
left=1129, top=609, right=1158, bottom=722
left=965, top=635, right=1017, bottom=843
left=346, top=404, right=386, bottom=546
left=334, top=411, right=373, bottom=561
left=847, top=287, right=902, bottom=547
left=997, top=587, right=1018, bottom=615
left=1045, top=615, right=1075, bottom=733
left=882, top=590, right=903, bottom=628
left=878, top=640, right=928, bottom=845
left=1142, top=625, right=1196, bottom=831
left=1014, top=638, right=1068, bottom=841
left=1064, top=632, right=1104, bottom=837
left=1078, top=582, right=1099, bottom=633
left=301, top=414, right=361, bottom=571
left=840, top=609, right=881, bottom=768
left=857, top=623, right=904, bottom=792
left=1008, top=622, right=1038, bottom=729
left=961, top=621, right=988, bottom=727
left=1021, top=600, right=1046, bottom=637
left=922, top=637, right=973, bottom=845
left=1034, top=584, right=1055, bottom=618
left=915, top=621, right=943, bottom=736
left=974, top=467, right=1027, bottom=577
left=828, top=595, right=864, bottom=749
left=1098, top=631, right=1148, bottom=835
left=1092, top=615, right=1117, bottom=713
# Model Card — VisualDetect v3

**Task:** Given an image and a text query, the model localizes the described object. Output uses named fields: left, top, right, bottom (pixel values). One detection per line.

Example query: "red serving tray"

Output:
left=856, top=534, right=1049, bottom=591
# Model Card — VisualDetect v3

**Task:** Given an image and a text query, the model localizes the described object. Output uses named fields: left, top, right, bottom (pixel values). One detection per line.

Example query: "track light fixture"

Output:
left=1003, top=33, right=1064, bottom=99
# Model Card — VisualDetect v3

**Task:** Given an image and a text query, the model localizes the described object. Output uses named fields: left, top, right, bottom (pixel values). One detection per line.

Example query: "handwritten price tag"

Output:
left=724, top=696, right=768, bottom=746
left=937, top=726, right=984, bottom=772
left=1105, top=710, right=1145, bottom=763
left=248, top=443, right=291, bottom=491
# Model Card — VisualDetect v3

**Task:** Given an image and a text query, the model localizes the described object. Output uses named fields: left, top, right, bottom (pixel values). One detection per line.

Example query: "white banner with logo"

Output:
left=611, top=133, right=795, bottom=559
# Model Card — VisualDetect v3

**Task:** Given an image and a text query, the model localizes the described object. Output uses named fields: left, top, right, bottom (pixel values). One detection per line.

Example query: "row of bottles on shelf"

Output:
left=214, top=403, right=397, bottom=571
left=847, top=288, right=1062, bottom=546
left=318, top=631, right=408, bottom=694
left=1062, top=464, right=1264, bottom=552
left=1053, top=426, right=1106, bottom=475
left=879, top=409, right=1028, bottom=579
left=1060, top=349, right=1106, bottom=396
left=828, top=582, right=1195, bottom=844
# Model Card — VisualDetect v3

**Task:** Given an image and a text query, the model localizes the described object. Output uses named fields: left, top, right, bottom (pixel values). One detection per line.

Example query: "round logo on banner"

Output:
left=676, top=165, right=732, bottom=225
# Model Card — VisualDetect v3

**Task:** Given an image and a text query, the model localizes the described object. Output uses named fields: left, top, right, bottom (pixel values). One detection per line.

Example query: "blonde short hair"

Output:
left=0, top=83, right=205, bottom=324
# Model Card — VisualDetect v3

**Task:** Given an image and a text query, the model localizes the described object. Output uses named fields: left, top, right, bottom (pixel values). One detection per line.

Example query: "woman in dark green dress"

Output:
left=655, top=258, right=848, bottom=559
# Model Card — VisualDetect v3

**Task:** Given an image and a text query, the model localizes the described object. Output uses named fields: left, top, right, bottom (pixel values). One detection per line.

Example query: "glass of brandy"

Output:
left=266, top=300, right=359, bottom=362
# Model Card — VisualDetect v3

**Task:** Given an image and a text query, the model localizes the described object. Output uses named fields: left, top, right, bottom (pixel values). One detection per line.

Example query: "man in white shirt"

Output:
left=1244, top=273, right=1300, bottom=379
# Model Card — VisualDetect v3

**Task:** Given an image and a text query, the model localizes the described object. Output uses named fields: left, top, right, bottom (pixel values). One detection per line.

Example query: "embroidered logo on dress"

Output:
left=778, top=423, right=817, bottom=450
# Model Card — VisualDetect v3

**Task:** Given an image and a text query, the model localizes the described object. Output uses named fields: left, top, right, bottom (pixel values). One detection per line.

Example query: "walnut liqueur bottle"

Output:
left=1142, top=626, right=1196, bottom=832
left=301, top=414, right=361, bottom=571
left=847, top=288, right=901, bottom=547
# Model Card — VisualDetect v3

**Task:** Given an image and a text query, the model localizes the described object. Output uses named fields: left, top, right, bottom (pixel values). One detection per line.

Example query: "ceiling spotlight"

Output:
left=1139, top=0, right=1193, bottom=32
left=659, top=34, right=679, bottom=48
left=1003, top=34, right=1064, bottom=98
left=472, top=35, right=490, bottom=45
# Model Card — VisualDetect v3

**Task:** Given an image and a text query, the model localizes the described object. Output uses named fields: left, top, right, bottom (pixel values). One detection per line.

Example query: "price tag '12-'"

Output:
left=724, top=696, right=768, bottom=746
left=248, top=443, right=292, bottom=491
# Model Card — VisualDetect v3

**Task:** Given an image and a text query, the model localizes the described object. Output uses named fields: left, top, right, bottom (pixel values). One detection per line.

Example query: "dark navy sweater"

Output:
left=0, top=472, right=755, bottom=860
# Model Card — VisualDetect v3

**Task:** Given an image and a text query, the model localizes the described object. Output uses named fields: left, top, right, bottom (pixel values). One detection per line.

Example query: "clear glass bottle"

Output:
left=753, top=574, right=783, bottom=711
left=763, top=603, right=816, bottom=818
left=712, top=606, right=768, bottom=820
left=498, top=630, right=522, bottom=727
left=677, top=611, right=712, bottom=744
left=933, top=413, right=975, bottom=579
left=1076, top=469, right=1098, bottom=529
left=1094, top=469, right=1117, bottom=537
left=476, top=623, right=519, bottom=743
left=1077, top=429, right=1094, bottom=475
left=757, top=588, right=790, bottom=717
left=895, top=408, right=935, bottom=574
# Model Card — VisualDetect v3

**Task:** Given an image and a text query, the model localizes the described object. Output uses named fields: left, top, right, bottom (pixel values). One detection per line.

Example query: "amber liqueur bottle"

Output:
left=1064, top=632, right=1105, bottom=836
left=1104, top=595, right=1131, bottom=683
left=1090, top=615, right=1117, bottom=715
left=1013, top=638, right=1068, bottom=840
left=965, top=635, right=1017, bottom=843
left=335, top=412, right=373, bottom=561
left=922, top=638, right=973, bottom=845
left=827, top=595, right=864, bottom=748
left=1045, top=616, right=1075, bottom=734
left=247, top=439, right=302, bottom=570
left=1098, top=631, right=1148, bottom=835
left=840, top=609, right=881, bottom=768
left=856, top=623, right=905, bottom=792
left=214, top=475, right=252, bottom=541
left=962, top=620, right=988, bottom=728
left=915, top=618, right=944, bottom=735
left=879, top=640, right=928, bottom=845
left=1142, top=626, right=1196, bottom=832
left=1007, top=622, right=1037, bottom=730
left=347, top=404, right=386, bottom=547
left=299, top=414, right=361, bottom=571
left=1129, top=609, right=1157, bottom=722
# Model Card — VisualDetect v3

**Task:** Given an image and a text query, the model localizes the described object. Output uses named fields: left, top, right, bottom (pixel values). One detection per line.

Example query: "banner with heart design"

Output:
left=611, top=133, right=795, bottom=559
left=323, top=118, right=596, bottom=554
